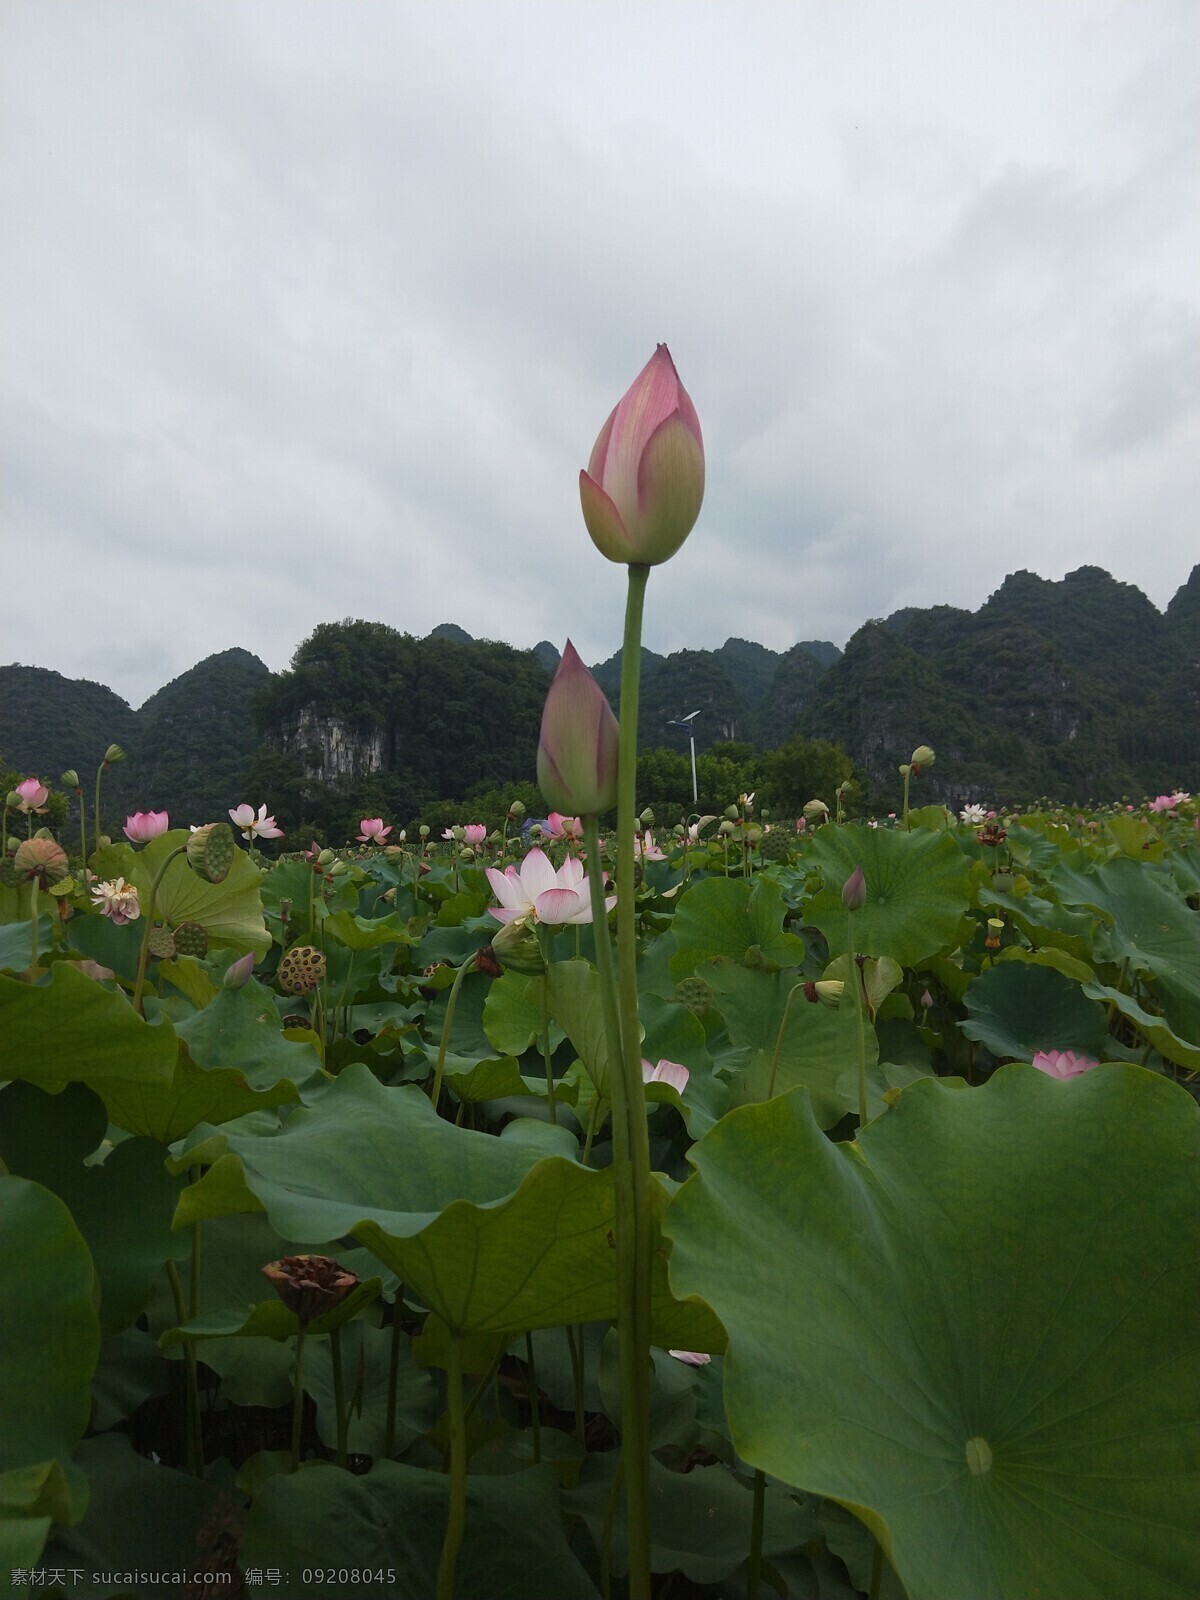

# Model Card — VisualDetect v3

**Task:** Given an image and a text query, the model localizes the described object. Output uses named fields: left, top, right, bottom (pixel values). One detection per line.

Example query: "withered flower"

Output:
left=262, top=1255, right=360, bottom=1328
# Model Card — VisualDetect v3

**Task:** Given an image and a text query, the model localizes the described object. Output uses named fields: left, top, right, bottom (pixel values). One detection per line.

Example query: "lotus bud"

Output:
left=841, top=864, right=867, bottom=910
left=910, top=746, right=935, bottom=769
left=920, top=989, right=934, bottom=1009
left=5, top=791, right=20, bottom=809
left=579, top=344, right=705, bottom=567
left=718, top=820, right=736, bottom=836
left=61, top=769, right=80, bottom=789
left=317, top=848, right=335, bottom=866
left=14, top=837, right=70, bottom=888
left=508, top=800, right=526, bottom=819
left=186, top=822, right=234, bottom=883
left=491, top=917, right=546, bottom=977
left=535, top=641, right=620, bottom=817
left=329, top=859, right=348, bottom=877
left=807, top=980, right=844, bottom=1007
left=419, top=825, right=430, bottom=839
left=224, top=951, right=256, bottom=989
left=450, top=825, right=465, bottom=842
left=104, top=744, right=126, bottom=765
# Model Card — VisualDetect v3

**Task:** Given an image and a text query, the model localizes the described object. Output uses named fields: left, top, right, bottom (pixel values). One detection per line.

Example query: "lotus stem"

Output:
left=766, top=982, right=805, bottom=1102
left=289, top=1325, right=307, bottom=1472
left=435, top=1335, right=467, bottom=1600
left=849, top=914, right=870, bottom=1127
left=29, top=878, right=39, bottom=977
left=330, top=1326, right=348, bottom=1467
left=537, top=968, right=559, bottom=1125
left=523, top=1330, right=542, bottom=1463
left=132, top=843, right=187, bottom=1015
left=384, top=1287, right=405, bottom=1457
left=165, top=1260, right=203, bottom=1479
left=747, top=1467, right=766, bottom=1600
left=566, top=1324, right=586, bottom=1443
left=429, top=952, right=474, bottom=1110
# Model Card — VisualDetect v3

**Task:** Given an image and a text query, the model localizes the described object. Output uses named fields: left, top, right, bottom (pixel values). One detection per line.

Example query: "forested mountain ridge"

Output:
left=2, top=566, right=1196, bottom=840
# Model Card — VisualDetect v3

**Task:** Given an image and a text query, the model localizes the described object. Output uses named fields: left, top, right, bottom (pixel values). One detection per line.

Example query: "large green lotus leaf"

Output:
left=665, top=1067, right=1200, bottom=1600
left=90, top=1326, right=169, bottom=1431
left=961, top=961, right=1108, bottom=1061
left=161, top=1277, right=382, bottom=1348
left=91, top=829, right=271, bottom=955
left=702, top=958, right=875, bottom=1126
left=0, top=1178, right=101, bottom=1519
left=977, top=882, right=1097, bottom=965
left=0, top=1082, right=189, bottom=1334
left=0, top=962, right=176, bottom=1088
left=41, top=1433, right=230, bottom=1592
left=441, top=1053, right=532, bottom=1102
left=1082, top=979, right=1200, bottom=1069
left=170, top=1064, right=724, bottom=1348
left=97, top=1037, right=302, bottom=1144
left=306, top=1321, right=437, bottom=1459
left=802, top=824, right=973, bottom=965
left=0, top=914, right=53, bottom=972
left=669, top=875, right=807, bottom=979
left=484, top=969, right=558, bottom=1056
left=241, top=1459, right=599, bottom=1600
left=175, top=981, right=325, bottom=1091
left=322, top=908, right=414, bottom=950
left=0, top=1459, right=73, bottom=1578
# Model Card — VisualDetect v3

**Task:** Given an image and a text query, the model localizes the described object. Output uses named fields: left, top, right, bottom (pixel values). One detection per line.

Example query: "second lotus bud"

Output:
left=537, top=640, right=619, bottom=817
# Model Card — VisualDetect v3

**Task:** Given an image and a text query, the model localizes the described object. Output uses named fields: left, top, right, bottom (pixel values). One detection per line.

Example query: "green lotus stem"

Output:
left=613, top=563, right=656, bottom=1600
left=330, top=1326, right=348, bottom=1468
left=132, top=843, right=187, bottom=1015
left=429, top=952, right=475, bottom=1110
left=766, top=982, right=805, bottom=1102
left=523, top=1330, right=542, bottom=1463
left=29, top=878, right=39, bottom=977
left=599, top=1452, right=624, bottom=1600
left=537, top=969, right=559, bottom=1125
left=165, top=1260, right=203, bottom=1479
left=78, top=791, right=88, bottom=876
left=580, top=1090, right=605, bottom=1167
left=462, top=1344, right=506, bottom=1424
left=436, top=1335, right=468, bottom=1600
left=566, top=1324, right=586, bottom=1443
left=188, top=1167, right=202, bottom=1327
left=901, top=767, right=912, bottom=831
left=747, top=1467, right=766, bottom=1600
left=849, top=913, right=869, bottom=1126
left=93, top=759, right=107, bottom=855
left=289, top=1325, right=308, bottom=1472
left=384, top=1288, right=405, bottom=1457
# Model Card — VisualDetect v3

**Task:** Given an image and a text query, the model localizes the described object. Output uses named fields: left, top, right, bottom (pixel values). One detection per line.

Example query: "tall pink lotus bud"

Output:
left=841, top=864, right=867, bottom=911
left=537, top=641, right=619, bottom=817
left=579, top=344, right=704, bottom=566
left=15, top=778, right=50, bottom=814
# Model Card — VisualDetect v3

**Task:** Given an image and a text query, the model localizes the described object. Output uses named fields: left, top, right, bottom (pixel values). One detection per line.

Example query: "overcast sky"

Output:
left=3, top=1, right=1197, bottom=710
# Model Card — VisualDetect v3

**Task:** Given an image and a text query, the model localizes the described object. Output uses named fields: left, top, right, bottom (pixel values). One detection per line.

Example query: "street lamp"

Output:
left=667, top=710, right=701, bottom=806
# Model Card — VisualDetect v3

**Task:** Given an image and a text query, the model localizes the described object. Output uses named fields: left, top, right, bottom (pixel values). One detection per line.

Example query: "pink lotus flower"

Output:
left=14, top=777, right=49, bottom=814
left=463, top=823, right=487, bottom=847
left=1031, top=1049, right=1101, bottom=1080
left=579, top=345, right=705, bottom=567
left=90, top=876, right=141, bottom=925
left=123, top=811, right=169, bottom=843
left=486, top=847, right=614, bottom=927
left=229, top=803, right=284, bottom=841
left=1149, top=795, right=1176, bottom=814
left=634, top=829, right=666, bottom=862
left=356, top=818, right=393, bottom=845
left=544, top=812, right=584, bottom=841
left=642, top=1058, right=689, bottom=1094
left=667, top=1349, right=711, bottom=1367
left=537, top=642, right=619, bottom=817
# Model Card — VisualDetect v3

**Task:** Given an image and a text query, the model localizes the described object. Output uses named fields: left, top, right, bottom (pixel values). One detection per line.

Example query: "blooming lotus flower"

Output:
left=634, top=829, right=666, bottom=862
left=579, top=344, right=705, bottom=566
left=959, top=803, right=987, bottom=825
left=1031, top=1049, right=1101, bottom=1080
left=356, top=818, right=393, bottom=845
left=537, top=641, right=619, bottom=816
left=642, top=1058, right=689, bottom=1094
left=123, top=811, right=169, bottom=843
left=1149, top=795, right=1176, bottom=814
left=229, top=803, right=284, bottom=841
left=462, top=823, right=487, bottom=848
left=90, top=876, right=141, bottom=924
left=14, top=777, right=49, bottom=814
left=486, top=846, right=614, bottom=927
left=544, top=812, right=584, bottom=841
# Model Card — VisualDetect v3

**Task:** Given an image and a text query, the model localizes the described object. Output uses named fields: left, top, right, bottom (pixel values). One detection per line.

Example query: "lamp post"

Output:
left=667, top=711, right=701, bottom=806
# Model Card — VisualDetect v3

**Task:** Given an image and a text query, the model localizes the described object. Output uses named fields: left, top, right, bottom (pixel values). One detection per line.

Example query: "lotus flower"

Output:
left=89, top=876, right=141, bottom=925
left=1031, top=1049, right=1101, bottom=1080
left=544, top=812, right=584, bottom=841
left=536, top=642, right=620, bottom=817
left=634, top=829, right=666, bottom=862
left=123, top=811, right=169, bottom=843
left=14, top=777, right=49, bottom=814
left=229, top=802, right=284, bottom=841
left=1149, top=795, right=1176, bottom=813
left=667, top=1349, right=711, bottom=1366
left=462, top=823, right=487, bottom=848
left=356, top=818, right=393, bottom=845
left=486, top=847, right=614, bottom=927
left=642, top=1058, right=689, bottom=1094
left=579, top=344, right=705, bottom=566
left=959, top=803, right=987, bottom=825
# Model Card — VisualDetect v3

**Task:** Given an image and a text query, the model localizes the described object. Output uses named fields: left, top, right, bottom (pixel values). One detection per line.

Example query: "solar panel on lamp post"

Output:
left=667, top=711, right=701, bottom=806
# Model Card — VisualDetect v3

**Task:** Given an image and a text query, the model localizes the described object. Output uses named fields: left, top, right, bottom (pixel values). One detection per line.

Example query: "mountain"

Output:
left=3, top=565, right=1196, bottom=832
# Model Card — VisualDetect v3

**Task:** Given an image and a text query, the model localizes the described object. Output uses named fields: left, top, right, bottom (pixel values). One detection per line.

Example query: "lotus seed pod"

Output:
left=147, top=925, right=177, bottom=960
left=186, top=823, right=234, bottom=884
left=508, top=800, right=526, bottom=818
left=419, top=825, right=430, bottom=838
left=317, top=849, right=335, bottom=866
left=718, top=819, right=736, bottom=836
left=910, top=745, right=935, bottom=768
left=811, top=979, right=844, bottom=1007
left=803, top=799, right=829, bottom=821
left=5, top=791, right=20, bottom=809
left=173, top=921, right=209, bottom=959
left=758, top=828, right=793, bottom=864
left=384, top=845, right=405, bottom=861
left=61, top=769, right=80, bottom=789
left=458, top=847, right=474, bottom=864
left=639, top=808, right=654, bottom=827
left=328, top=860, right=348, bottom=877
left=491, top=918, right=546, bottom=977
left=723, top=805, right=739, bottom=821
left=673, top=976, right=713, bottom=1018
left=104, top=744, right=126, bottom=764
left=278, top=944, right=327, bottom=995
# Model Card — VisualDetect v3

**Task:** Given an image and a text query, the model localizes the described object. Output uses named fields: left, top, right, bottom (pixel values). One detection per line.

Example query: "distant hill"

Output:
left=3, top=566, right=1196, bottom=831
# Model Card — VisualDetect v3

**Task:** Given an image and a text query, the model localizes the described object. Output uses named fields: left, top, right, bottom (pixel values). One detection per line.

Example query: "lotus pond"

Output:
left=2, top=795, right=1198, bottom=1600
